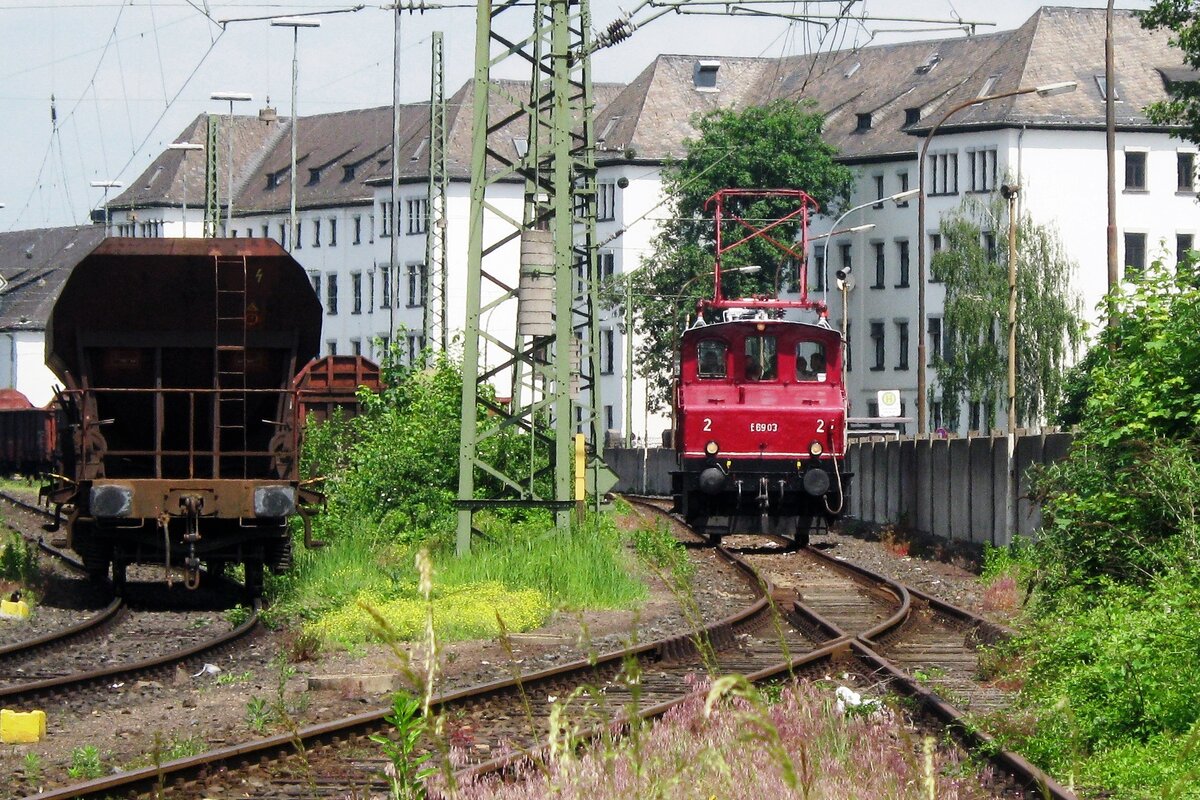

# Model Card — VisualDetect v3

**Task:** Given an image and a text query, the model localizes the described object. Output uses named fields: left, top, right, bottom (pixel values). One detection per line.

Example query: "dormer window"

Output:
left=844, top=61, right=861, bottom=79
left=695, top=59, right=721, bottom=91
left=342, top=164, right=356, bottom=182
left=411, top=137, right=428, bottom=162
left=267, top=171, right=282, bottom=190
left=904, top=108, right=921, bottom=126
left=307, top=168, right=321, bottom=186
left=1095, top=74, right=1121, bottom=101
left=856, top=113, right=872, bottom=132
left=915, top=52, right=940, bottom=75
left=978, top=75, right=1000, bottom=98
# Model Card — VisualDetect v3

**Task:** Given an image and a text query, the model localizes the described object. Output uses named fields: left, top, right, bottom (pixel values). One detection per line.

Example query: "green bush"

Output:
left=0, top=531, right=38, bottom=587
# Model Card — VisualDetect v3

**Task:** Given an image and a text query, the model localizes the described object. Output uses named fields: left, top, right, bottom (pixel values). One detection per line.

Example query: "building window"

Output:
left=968, top=148, right=997, bottom=192
left=1125, top=151, right=1147, bottom=191
left=598, top=250, right=615, bottom=282
left=329, top=217, right=337, bottom=247
left=928, top=317, right=943, bottom=365
left=351, top=271, right=363, bottom=314
left=896, top=171, right=910, bottom=205
left=308, top=270, right=321, bottom=300
left=261, top=224, right=269, bottom=238
left=869, top=321, right=885, bottom=370
left=895, top=321, right=909, bottom=370
left=928, top=151, right=958, bottom=195
left=312, top=218, right=322, bottom=247
left=839, top=243, right=852, bottom=289
left=279, top=222, right=287, bottom=248
left=368, top=270, right=375, bottom=312
left=351, top=339, right=362, bottom=356
left=407, top=333, right=425, bottom=365
left=326, top=273, right=338, bottom=315
left=872, top=175, right=884, bottom=208
left=406, top=197, right=429, bottom=235
left=1178, top=152, right=1196, bottom=192
left=378, top=336, right=390, bottom=360
left=929, top=233, right=944, bottom=282
left=369, top=214, right=375, bottom=243
left=295, top=220, right=303, bottom=249
left=872, top=241, right=885, bottom=289
left=353, top=215, right=362, bottom=244
left=380, top=203, right=392, bottom=237
left=604, top=404, right=614, bottom=432
left=407, top=262, right=425, bottom=307
left=1095, top=74, right=1120, bottom=101
left=1177, top=233, right=1195, bottom=266
left=381, top=265, right=392, bottom=308
left=1124, top=232, right=1147, bottom=276
left=983, top=231, right=997, bottom=262
left=868, top=401, right=879, bottom=418
left=600, top=328, right=615, bottom=374
left=931, top=401, right=943, bottom=431
left=812, top=245, right=826, bottom=292
left=969, top=401, right=982, bottom=433
left=597, top=182, right=616, bottom=222
left=896, top=239, right=910, bottom=287
left=327, top=340, right=338, bottom=356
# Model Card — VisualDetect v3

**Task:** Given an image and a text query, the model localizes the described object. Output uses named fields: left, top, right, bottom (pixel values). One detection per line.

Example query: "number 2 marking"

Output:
left=703, top=418, right=712, bottom=431
left=816, top=419, right=826, bottom=434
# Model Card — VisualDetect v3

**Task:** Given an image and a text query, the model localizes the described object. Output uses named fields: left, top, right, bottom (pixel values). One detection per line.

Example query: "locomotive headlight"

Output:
left=808, top=441, right=824, bottom=457
left=254, top=486, right=297, bottom=517
left=90, top=484, right=133, bottom=517
left=705, top=440, right=720, bottom=456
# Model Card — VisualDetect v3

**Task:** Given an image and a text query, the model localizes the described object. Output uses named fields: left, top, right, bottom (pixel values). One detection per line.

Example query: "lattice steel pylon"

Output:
left=424, top=32, right=449, bottom=352
left=455, top=0, right=613, bottom=552
left=204, top=115, right=220, bottom=239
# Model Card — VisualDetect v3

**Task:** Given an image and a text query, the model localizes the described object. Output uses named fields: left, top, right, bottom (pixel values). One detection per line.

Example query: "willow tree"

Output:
left=627, top=100, right=853, bottom=411
left=931, top=194, right=1084, bottom=432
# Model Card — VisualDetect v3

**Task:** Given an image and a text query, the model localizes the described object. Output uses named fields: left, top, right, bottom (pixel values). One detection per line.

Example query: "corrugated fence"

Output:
left=604, top=431, right=1074, bottom=545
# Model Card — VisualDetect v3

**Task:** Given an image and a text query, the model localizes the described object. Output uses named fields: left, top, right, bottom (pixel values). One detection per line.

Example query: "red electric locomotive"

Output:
left=672, top=189, right=849, bottom=546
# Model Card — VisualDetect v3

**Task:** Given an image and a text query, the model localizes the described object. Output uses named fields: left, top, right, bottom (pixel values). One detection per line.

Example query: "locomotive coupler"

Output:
left=758, top=477, right=771, bottom=530
left=180, top=495, right=204, bottom=590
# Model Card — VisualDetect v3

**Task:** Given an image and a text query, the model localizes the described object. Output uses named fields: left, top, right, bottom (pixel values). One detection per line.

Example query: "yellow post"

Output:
left=574, top=433, right=586, bottom=523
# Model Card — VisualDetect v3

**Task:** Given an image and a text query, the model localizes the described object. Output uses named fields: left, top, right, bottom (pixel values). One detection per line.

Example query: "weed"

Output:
left=226, top=604, right=251, bottom=627
left=66, top=745, right=103, bottom=780
left=215, top=669, right=253, bottom=686
left=22, top=752, right=42, bottom=785
left=370, top=691, right=435, bottom=800
left=188, top=616, right=212, bottom=629
left=0, top=531, right=38, bottom=587
left=245, top=696, right=270, bottom=733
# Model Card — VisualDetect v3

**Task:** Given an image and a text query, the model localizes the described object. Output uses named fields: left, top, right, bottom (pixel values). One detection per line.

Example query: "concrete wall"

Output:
left=847, top=432, right=1073, bottom=546
left=604, top=447, right=675, bottom=496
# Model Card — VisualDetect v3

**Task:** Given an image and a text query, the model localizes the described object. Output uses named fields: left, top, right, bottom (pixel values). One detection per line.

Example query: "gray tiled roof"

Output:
left=0, top=225, right=104, bottom=332
left=595, top=7, right=1184, bottom=164
left=111, top=7, right=1185, bottom=214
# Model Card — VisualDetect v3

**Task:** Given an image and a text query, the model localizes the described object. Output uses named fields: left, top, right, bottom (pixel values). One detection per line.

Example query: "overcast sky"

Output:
left=0, top=1, right=1154, bottom=231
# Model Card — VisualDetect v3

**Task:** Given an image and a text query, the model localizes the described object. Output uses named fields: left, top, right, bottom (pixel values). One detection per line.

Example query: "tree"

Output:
left=931, top=194, right=1084, bottom=432
left=1141, top=3, right=1200, bottom=137
left=628, top=100, right=854, bottom=411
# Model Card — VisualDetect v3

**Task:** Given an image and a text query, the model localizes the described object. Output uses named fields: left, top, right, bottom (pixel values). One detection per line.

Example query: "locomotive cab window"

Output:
left=743, top=335, right=777, bottom=381
left=696, top=340, right=727, bottom=379
left=796, top=341, right=828, bottom=382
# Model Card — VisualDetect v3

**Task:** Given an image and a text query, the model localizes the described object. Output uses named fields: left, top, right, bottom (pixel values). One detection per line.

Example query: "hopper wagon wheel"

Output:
left=794, top=516, right=813, bottom=550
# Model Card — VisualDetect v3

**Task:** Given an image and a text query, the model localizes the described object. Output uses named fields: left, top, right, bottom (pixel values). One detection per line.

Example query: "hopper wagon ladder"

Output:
left=213, top=254, right=249, bottom=479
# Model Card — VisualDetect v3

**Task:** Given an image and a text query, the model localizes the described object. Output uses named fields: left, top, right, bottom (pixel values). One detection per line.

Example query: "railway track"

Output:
left=9, top=494, right=1072, bottom=800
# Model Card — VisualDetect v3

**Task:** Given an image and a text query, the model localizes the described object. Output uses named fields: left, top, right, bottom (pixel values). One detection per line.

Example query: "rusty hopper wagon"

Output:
left=44, top=238, right=322, bottom=597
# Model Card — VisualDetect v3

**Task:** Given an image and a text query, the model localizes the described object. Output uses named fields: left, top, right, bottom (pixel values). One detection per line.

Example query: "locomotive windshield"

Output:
left=796, top=341, right=828, bottom=382
left=744, top=335, right=777, bottom=381
left=697, top=340, right=727, bottom=379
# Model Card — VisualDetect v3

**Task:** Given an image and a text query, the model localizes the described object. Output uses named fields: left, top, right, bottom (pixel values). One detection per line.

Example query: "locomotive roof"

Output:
left=683, top=317, right=841, bottom=338
left=45, top=237, right=322, bottom=381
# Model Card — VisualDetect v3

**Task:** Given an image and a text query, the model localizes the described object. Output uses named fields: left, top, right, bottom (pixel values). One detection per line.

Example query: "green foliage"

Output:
left=629, top=518, right=694, bottom=586
left=371, top=690, right=436, bottom=800
left=633, top=100, right=854, bottom=410
left=22, top=752, right=42, bottom=785
left=979, top=537, right=1036, bottom=586
left=245, top=696, right=271, bottom=734
left=1011, top=571, right=1200, bottom=796
left=0, top=531, right=38, bottom=586
left=931, top=194, right=1083, bottom=431
left=67, top=745, right=104, bottom=780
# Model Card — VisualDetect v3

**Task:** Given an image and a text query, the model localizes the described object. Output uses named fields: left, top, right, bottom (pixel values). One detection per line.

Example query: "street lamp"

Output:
left=90, top=180, right=123, bottom=236
left=623, top=264, right=761, bottom=448
left=271, top=17, right=321, bottom=252
left=168, top=142, right=203, bottom=236
left=915, top=80, right=1077, bottom=434
left=210, top=91, right=253, bottom=235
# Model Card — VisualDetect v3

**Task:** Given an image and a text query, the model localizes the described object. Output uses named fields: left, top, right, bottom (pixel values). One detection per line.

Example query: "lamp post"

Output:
left=915, top=80, right=1077, bottom=434
left=90, top=180, right=123, bottom=236
left=168, top=142, right=203, bottom=237
left=210, top=91, right=253, bottom=236
left=1002, top=182, right=1021, bottom=433
left=271, top=17, right=321, bottom=252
